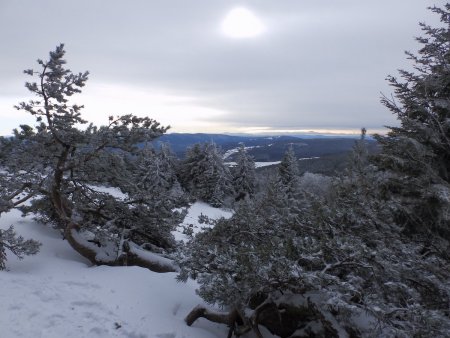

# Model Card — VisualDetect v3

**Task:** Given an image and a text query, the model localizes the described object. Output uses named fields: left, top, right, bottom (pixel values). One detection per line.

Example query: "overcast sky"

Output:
left=0, top=1, right=445, bottom=135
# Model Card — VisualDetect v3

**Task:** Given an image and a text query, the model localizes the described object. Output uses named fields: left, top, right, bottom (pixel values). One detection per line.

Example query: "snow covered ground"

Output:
left=0, top=205, right=241, bottom=338
left=225, top=161, right=281, bottom=168
left=225, top=157, right=321, bottom=169
left=173, top=201, right=233, bottom=242
left=222, top=145, right=261, bottom=160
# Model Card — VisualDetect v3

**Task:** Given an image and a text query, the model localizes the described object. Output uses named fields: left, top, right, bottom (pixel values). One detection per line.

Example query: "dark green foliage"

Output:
left=179, top=131, right=450, bottom=335
left=178, top=196, right=299, bottom=308
left=4, top=44, right=177, bottom=268
left=375, top=5, right=450, bottom=238
left=231, top=144, right=256, bottom=200
left=121, top=144, right=187, bottom=249
left=0, top=149, right=41, bottom=269
left=178, top=142, right=233, bottom=206
left=0, top=225, right=41, bottom=270
left=152, top=133, right=363, bottom=161
left=278, top=145, right=300, bottom=198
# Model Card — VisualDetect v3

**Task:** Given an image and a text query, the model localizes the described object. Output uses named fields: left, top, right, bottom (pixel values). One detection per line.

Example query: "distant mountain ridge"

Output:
left=149, top=133, right=375, bottom=162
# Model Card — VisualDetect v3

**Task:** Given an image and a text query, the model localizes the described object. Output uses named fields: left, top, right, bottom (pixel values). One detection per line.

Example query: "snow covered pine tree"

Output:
left=232, top=144, right=256, bottom=201
left=0, top=146, right=41, bottom=269
left=8, top=44, right=176, bottom=272
left=179, top=142, right=233, bottom=207
left=375, top=5, right=450, bottom=240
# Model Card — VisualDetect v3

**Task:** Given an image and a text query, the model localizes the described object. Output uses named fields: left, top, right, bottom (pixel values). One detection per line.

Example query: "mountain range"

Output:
left=151, top=133, right=375, bottom=162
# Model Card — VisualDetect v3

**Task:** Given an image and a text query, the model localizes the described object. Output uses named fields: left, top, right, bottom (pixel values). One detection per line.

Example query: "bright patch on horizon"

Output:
left=221, top=7, right=265, bottom=38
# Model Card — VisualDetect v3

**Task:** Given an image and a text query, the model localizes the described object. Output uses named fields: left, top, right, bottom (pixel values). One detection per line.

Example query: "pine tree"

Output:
left=278, top=145, right=300, bottom=198
left=375, top=5, right=450, bottom=239
left=7, top=44, right=175, bottom=272
left=232, top=144, right=256, bottom=200
left=178, top=143, right=203, bottom=195
left=179, top=142, right=233, bottom=206
left=0, top=226, right=41, bottom=270
left=348, top=128, right=369, bottom=175
left=180, top=136, right=450, bottom=336
left=122, top=144, right=185, bottom=249
left=0, top=145, right=42, bottom=269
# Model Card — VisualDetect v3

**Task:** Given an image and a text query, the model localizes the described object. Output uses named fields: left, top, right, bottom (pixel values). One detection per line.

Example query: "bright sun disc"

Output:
left=221, top=7, right=265, bottom=38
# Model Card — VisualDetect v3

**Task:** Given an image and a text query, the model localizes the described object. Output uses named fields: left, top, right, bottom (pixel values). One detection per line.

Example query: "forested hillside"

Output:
left=151, top=133, right=372, bottom=161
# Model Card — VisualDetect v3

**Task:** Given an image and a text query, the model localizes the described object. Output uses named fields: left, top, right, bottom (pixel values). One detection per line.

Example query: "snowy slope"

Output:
left=0, top=208, right=231, bottom=338
left=173, top=201, right=233, bottom=242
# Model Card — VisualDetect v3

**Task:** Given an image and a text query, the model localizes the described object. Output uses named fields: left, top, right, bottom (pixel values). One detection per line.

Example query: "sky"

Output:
left=0, top=0, right=445, bottom=136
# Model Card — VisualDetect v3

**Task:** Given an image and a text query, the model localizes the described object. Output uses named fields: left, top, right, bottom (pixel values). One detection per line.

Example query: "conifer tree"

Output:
left=0, top=141, right=43, bottom=268
left=375, top=5, right=450, bottom=239
left=179, top=142, right=232, bottom=206
left=122, top=144, right=185, bottom=249
left=180, top=131, right=450, bottom=336
left=7, top=44, right=175, bottom=272
left=278, top=145, right=300, bottom=198
left=232, top=144, right=256, bottom=200
left=348, top=128, right=369, bottom=175
left=0, top=225, right=41, bottom=270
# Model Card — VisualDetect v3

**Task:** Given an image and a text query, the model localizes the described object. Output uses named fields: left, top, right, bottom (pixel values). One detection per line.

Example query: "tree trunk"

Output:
left=63, top=221, right=177, bottom=272
left=49, top=146, right=177, bottom=273
left=185, top=305, right=241, bottom=326
left=185, top=306, right=256, bottom=337
left=185, top=299, right=340, bottom=338
left=64, top=222, right=101, bottom=265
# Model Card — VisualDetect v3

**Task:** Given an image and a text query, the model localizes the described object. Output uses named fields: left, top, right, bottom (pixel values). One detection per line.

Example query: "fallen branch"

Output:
left=185, top=305, right=246, bottom=338
left=64, top=222, right=177, bottom=272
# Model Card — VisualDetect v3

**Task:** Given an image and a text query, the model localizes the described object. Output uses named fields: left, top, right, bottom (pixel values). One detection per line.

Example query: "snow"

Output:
left=255, top=161, right=280, bottom=168
left=226, top=158, right=320, bottom=168
left=172, top=201, right=233, bottom=242
left=0, top=208, right=232, bottom=338
left=86, top=185, right=128, bottom=200
left=298, top=157, right=320, bottom=161
left=226, top=161, right=281, bottom=168
left=222, top=145, right=260, bottom=160
left=222, top=148, right=239, bottom=160
left=128, top=241, right=179, bottom=272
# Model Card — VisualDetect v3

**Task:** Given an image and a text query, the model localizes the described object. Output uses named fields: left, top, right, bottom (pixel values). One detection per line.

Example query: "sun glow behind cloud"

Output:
left=221, top=7, right=265, bottom=38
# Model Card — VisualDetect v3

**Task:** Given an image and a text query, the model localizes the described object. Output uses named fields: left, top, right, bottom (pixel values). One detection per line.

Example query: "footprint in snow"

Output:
left=172, top=303, right=181, bottom=316
left=62, top=280, right=101, bottom=289
left=71, top=300, right=102, bottom=308
left=156, top=334, right=176, bottom=338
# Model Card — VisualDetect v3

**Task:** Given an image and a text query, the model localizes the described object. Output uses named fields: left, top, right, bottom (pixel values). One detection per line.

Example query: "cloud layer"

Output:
left=0, top=0, right=444, bottom=134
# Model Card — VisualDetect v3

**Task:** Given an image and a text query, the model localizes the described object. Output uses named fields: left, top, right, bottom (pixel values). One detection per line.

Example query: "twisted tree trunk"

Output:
left=185, top=305, right=264, bottom=338
left=63, top=221, right=177, bottom=272
left=50, top=151, right=176, bottom=273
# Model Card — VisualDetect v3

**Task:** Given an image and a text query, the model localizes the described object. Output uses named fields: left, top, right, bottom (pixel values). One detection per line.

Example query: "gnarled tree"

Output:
left=9, top=44, right=176, bottom=272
